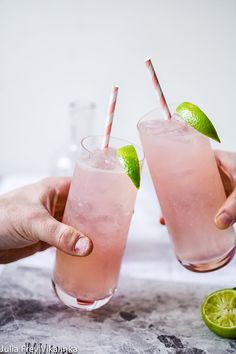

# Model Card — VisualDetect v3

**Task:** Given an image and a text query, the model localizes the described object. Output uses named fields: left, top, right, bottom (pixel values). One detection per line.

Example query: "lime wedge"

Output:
left=201, top=289, right=236, bottom=338
left=116, top=145, right=140, bottom=189
left=176, top=102, right=221, bottom=143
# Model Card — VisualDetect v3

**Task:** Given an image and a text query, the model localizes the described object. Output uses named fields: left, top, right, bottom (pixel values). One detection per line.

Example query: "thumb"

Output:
left=30, top=213, right=93, bottom=256
left=215, top=188, right=236, bottom=229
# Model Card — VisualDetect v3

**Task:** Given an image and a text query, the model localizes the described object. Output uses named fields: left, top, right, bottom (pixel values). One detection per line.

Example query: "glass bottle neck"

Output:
left=69, top=101, right=96, bottom=145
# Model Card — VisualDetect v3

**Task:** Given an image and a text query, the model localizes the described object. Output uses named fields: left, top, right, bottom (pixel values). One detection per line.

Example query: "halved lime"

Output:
left=201, top=289, right=236, bottom=338
left=176, top=102, right=221, bottom=143
left=116, top=145, right=140, bottom=189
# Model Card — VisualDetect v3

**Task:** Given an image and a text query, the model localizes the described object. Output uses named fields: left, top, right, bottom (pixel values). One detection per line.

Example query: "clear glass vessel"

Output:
left=52, top=136, right=144, bottom=310
left=138, top=107, right=236, bottom=272
left=50, top=100, right=96, bottom=176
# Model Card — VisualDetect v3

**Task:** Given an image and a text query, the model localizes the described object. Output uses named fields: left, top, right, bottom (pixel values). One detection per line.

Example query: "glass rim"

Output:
left=81, top=135, right=144, bottom=162
left=137, top=106, right=199, bottom=137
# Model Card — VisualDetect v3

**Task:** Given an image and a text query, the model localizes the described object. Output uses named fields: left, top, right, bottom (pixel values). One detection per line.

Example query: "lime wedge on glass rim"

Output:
left=116, top=145, right=140, bottom=189
left=176, top=102, right=221, bottom=143
left=201, top=288, right=236, bottom=338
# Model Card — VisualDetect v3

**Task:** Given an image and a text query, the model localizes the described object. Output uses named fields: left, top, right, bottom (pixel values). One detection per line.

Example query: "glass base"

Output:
left=52, top=281, right=114, bottom=311
left=178, top=246, right=236, bottom=273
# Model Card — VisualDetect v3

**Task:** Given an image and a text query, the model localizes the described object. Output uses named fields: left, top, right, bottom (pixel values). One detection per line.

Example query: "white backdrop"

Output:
left=0, top=0, right=236, bottom=173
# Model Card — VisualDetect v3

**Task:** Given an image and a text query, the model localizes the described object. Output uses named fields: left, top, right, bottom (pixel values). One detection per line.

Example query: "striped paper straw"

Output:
left=145, top=58, right=171, bottom=120
left=101, top=85, right=119, bottom=149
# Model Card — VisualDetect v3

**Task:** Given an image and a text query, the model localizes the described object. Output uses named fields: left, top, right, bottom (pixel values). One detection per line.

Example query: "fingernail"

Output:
left=215, top=211, right=234, bottom=229
left=74, top=236, right=92, bottom=256
left=160, top=217, right=165, bottom=225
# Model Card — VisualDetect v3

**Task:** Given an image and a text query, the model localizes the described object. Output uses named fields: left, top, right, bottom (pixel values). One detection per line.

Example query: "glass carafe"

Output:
left=50, top=101, right=96, bottom=176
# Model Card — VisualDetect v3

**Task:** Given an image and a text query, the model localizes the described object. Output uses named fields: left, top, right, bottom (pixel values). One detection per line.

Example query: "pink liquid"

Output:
left=53, top=147, right=138, bottom=301
left=138, top=115, right=235, bottom=271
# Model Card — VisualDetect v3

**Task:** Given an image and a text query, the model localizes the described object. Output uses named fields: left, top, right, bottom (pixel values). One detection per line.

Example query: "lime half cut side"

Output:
left=116, top=145, right=140, bottom=189
left=201, top=289, right=236, bottom=338
left=176, top=102, right=221, bottom=143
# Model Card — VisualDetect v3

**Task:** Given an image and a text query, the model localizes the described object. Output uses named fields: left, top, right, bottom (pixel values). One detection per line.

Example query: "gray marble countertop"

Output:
left=1, top=264, right=236, bottom=354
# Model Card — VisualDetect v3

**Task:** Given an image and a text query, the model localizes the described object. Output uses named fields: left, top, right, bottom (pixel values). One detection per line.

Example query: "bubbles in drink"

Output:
left=76, top=201, right=93, bottom=224
left=139, top=116, right=193, bottom=137
left=87, top=147, right=122, bottom=170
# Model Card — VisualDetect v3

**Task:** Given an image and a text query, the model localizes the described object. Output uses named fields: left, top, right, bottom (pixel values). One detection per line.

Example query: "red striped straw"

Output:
left=101, top=85, right=119, bottom=149
left=145, top=58, right=171, bottom=120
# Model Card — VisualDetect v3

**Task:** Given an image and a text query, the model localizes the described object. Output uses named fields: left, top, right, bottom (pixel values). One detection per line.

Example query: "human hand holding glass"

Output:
left=160, top=150, right=236, bottom=229
left=0, top=177, right=93, bottom=264
left=214, top=150, right=236, bottom=229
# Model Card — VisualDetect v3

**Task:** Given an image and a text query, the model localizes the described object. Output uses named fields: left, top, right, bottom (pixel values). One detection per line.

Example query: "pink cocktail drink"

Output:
left=53, top=136, right=143, bottom=310
left=138, top=108, right=236, bottom=272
